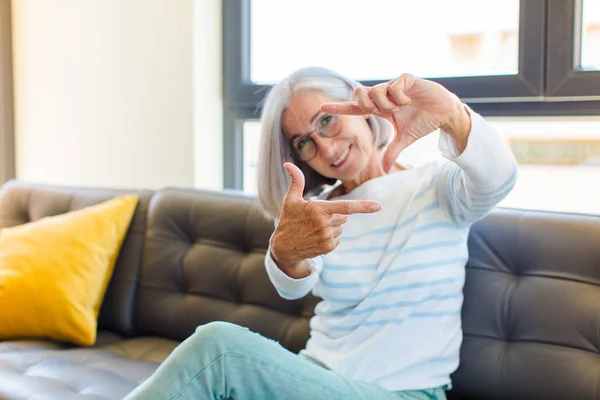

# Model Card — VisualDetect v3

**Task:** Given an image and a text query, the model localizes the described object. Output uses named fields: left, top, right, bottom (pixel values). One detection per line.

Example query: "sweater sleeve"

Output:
left=265, top=249, right=323, bottom=300
left=435, top=106, right=518, bottom=225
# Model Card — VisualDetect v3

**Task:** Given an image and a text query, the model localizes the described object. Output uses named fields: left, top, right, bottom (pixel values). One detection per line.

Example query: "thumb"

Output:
left=283, top=162, right=306, bottom=204
left=382, top=135, right=414, bottom=173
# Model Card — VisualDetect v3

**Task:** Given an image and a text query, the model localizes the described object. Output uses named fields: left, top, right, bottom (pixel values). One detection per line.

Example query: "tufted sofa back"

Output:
left=0, top=182, right=319, bottom=352
left=449, top=208, right=600, bottom=400
left=133, top=188, right=319, bottom=352
left=2, top=180, right=600, bottom=400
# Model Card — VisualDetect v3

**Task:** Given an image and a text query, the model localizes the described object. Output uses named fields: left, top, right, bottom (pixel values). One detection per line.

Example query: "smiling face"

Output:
left=281, top=90, right=377, bottom=183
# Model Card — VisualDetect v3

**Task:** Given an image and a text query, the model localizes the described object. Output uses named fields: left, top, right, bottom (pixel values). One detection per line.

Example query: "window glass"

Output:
left=251, top=0, right=520, bottom=83
left=243, top=118, right=600, bottom=215
left=579, top=0, right=600, bottom=70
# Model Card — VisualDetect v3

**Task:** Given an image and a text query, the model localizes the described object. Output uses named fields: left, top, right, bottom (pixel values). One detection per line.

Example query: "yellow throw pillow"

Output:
left=0, top=195, right=138, bottom=346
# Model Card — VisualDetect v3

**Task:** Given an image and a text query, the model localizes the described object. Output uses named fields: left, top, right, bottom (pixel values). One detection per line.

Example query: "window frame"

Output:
left=224, top=0, right=549, bottom=107
left=546, top=0, right=600, bottom=99
left=222, top=0, right=600, bottom=189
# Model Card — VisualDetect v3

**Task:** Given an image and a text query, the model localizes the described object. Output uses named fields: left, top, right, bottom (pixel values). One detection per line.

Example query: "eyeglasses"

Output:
left=290, top=114, right=343, bottom=162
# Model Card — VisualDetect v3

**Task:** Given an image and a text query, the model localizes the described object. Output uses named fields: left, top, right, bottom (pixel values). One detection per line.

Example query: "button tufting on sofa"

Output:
left=448, top=209, right=600, bottom=400
left=133, top=188, right=319, bottom=355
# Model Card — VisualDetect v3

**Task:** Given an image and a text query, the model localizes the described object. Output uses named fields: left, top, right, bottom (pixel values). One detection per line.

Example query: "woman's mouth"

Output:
left=331, top=146, right=351, bottom=168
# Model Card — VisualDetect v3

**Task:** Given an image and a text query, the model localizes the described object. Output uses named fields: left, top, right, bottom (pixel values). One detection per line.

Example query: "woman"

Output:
left=125, top=67, right=517, bottom=400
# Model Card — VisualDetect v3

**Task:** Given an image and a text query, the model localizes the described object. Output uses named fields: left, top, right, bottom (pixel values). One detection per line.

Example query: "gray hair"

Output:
left=256, top=67, right=393, bottom=221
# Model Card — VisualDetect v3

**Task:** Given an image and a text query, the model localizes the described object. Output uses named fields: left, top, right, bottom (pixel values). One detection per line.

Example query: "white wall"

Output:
left=11, top=0, right=222, bottom=190
left=193, top=0, right=223, bottom=190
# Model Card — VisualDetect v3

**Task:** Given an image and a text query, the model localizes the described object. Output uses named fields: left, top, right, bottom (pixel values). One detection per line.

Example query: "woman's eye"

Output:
left=320, top=115, right=332, bottom=128
left=297, top=138, right=310, bottom=150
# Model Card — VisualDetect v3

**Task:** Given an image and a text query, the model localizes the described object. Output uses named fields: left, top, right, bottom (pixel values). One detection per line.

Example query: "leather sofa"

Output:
left=0, top=179, right=598, bottom=400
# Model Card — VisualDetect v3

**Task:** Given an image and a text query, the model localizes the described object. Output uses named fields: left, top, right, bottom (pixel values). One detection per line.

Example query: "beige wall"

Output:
left=193, top=0, right=223, bottom=190
left=11, top=0, right=221, bottom=190
left=0, top=0, right=15, bottom=183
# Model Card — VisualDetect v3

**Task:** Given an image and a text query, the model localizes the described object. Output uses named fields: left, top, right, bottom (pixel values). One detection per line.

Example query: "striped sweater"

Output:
left=265, top=108, right=518, bottom=392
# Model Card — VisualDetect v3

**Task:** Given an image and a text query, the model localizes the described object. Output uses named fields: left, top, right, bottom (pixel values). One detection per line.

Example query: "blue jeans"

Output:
left=124, top=322, right=447, bottom=400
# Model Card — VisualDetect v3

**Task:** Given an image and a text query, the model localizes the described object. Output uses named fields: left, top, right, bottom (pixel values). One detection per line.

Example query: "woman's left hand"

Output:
left=321, top=73, right=471, bottom=173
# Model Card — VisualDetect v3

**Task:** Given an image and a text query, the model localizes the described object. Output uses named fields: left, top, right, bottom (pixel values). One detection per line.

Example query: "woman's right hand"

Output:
left=269, top=163, right=382, bottom=276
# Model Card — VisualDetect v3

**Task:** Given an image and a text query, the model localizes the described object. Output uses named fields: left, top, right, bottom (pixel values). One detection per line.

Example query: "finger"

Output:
left=320, top=101, right=368, bottom=115
left=321, top=237, right=341, bottom=254
left=388, top=75, right=413, bottom=106
left=369, top=83, right=397, bottom=113
left=282, top=162, right=306, bottom=205
left=382, top=135, right=415, bottom=173
left=330, top=214, right=349, bottom=227
left=388, top=85, right=411, bottom=107
left=355, top=87, right=378, bottom=113
left=330, top=225, right=344, bottom=238
left=320, top=200, right=382, bottom=215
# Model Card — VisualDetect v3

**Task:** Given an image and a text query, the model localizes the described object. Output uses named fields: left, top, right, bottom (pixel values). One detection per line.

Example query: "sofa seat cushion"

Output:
left=0, top=331, right=179, bottom=400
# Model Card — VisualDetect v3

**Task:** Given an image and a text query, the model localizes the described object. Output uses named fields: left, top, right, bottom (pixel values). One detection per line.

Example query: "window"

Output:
left=476, top=117, right=600, bottom=215
left=241, top=117, right=600, bottom=215
left=243, top=120, right=261, bottom=194
left=224, top=0, right=546, bottom=112
left=250, top=0, right=519, bottom=83
left=224, top=0, right=600, bottom=215
left=546, top=0, right=600, bottom=98
left=580, top=0, right=600, bottom=70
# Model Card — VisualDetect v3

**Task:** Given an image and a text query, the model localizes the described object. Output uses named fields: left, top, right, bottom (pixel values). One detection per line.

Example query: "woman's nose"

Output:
left=313, top=135, right=337, bottom=160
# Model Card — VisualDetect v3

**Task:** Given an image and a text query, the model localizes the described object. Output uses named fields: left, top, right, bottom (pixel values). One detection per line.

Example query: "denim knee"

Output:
left=190, top=321, right=251, bottom=353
